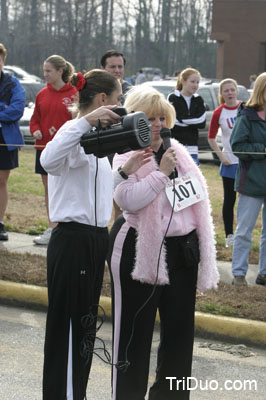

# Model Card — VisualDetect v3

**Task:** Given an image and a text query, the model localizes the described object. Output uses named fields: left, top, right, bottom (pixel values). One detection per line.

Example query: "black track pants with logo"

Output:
left=43, top=222, right=109, bottom=400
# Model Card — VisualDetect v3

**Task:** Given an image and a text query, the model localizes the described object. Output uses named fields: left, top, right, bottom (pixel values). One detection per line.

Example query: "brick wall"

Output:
left=211, top=0, right=266, bottom=87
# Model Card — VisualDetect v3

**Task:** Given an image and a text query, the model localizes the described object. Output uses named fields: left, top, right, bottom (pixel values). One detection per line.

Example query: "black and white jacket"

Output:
left=167, top=90, right=206, bottom=146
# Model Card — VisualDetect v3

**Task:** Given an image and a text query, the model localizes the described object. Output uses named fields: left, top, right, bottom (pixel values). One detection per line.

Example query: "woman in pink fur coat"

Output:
left=108, top=86, right=219, bottom=400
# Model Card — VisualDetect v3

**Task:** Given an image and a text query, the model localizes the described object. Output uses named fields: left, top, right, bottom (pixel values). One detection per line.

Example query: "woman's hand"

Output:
left=220, top=153, right=232, bottom=166
left=208, top=138, right=232, bottom=165
left=33, top=130, right=42, bottom=140
left=159, top=148, right=177, bottom=177
left=85, top=105, right=121, bottom=127
left=122, top=148, right=153, bottom=176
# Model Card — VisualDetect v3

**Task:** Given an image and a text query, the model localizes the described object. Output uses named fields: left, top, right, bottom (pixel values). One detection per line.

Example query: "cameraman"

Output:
left=40, top=69, right=152, bottom=400
left=40, top=69, right=122, bottom=400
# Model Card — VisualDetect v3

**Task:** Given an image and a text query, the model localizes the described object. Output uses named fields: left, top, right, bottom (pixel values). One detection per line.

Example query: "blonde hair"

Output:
left=219, top=78, right=238, bottom=105
left=246, top=72, right=266, bottom=110
left=44, top=54, right=75, bottom=83
left=176, top=67, right=200, bottom=91
left=124, top=86, right=176, bottom=128
left=0, top=43, right=7, bottom=60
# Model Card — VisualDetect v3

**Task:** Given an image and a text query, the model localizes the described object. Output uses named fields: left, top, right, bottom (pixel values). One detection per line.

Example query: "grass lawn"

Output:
left=2, top=147, right=265, bottom=321
left=5, top=147, right=48, bottom=235
left=5, top=147, right=261, bottom=263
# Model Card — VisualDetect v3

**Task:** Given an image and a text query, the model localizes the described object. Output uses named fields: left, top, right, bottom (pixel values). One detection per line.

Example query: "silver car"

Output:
left=19, top=80, right=45, bottom=144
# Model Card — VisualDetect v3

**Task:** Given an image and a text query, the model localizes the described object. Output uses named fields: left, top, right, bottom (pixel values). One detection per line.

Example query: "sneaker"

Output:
left=232, top=276, right=248, bottom=286
left=225, top=234, right=234, bottom=247
left=33, top=227, right=52, bottom=245
left=0, top=222, right=8, bottom=241
left=255, top=274, right=266, bottom=286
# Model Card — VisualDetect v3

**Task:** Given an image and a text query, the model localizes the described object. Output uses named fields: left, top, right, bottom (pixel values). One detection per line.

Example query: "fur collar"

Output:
left=132, top=139, right=219, bottom=292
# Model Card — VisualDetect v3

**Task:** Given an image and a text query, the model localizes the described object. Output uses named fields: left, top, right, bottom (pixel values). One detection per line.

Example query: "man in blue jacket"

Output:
left=0, top=43, right=25, bottom=240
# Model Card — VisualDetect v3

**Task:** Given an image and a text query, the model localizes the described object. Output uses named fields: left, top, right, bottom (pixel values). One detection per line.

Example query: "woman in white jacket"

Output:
left=40, top=69, right=123, bottom=400
left=108, top=86, right=219, bottom=400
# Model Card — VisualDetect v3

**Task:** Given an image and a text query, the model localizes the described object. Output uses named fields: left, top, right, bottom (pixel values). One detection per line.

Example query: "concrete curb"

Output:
left=195, top=312, right=266, bottom=347
left=1, top=279, right=266, bottom=347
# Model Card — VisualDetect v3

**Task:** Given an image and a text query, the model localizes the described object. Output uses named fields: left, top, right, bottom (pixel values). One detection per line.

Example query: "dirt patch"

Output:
left=0, top=251, right=265, bottom=322
left=0, top=251, right=47, bottom=286
left=196, top=281, right=266, bottom=322
left=6, top=192, right=47, bottom=234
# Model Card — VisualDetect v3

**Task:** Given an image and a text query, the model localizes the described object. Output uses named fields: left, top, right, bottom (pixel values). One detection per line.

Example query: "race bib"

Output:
left=165, top=171, right=205, bottom=212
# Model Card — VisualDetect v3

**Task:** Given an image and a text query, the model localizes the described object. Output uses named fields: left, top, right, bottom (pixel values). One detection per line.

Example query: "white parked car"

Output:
left=19, top=80, right=45, bottom=144
left=4, top=65, right=43, bottom=82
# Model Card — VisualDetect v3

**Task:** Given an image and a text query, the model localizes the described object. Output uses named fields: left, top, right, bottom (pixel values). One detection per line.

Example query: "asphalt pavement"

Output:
left=1, top=304, right=266, bottom=400
left=0, top=231, right=266, bottom=347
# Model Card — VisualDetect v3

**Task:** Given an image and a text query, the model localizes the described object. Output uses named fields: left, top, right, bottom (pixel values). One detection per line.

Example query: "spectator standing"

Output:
left=168, top=67, right=206, bottom=165
left=152, top=71, right=161, bottom=81
left=135, top=69, right=147, bottom=85
left=208, top=79, right=241, bottom=247
left=100, top=49, right=133, bottom=220
left=249, top=74, right=257, bottom=90
left=230, top=72, right=266, bottom=287
left=108, top=85, right=219, bottom=400
left=100, top=50, right=132, bottom=103
left=0, top=43, right=25, bottom=241
left=30, top=55, right=77, bottom=245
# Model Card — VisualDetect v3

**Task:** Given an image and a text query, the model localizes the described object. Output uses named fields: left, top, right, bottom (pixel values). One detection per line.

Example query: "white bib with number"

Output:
left=165, top=171, right=205, bottom=212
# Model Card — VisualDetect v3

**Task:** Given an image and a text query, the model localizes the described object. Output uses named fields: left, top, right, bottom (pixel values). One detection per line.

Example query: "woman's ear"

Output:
left=97, top=92, right=107, bottom=106
left=57, top=68, right=63, bottom=78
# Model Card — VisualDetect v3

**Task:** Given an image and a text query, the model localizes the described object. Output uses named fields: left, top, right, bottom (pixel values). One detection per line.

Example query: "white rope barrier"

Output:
left=1, top=142, right=266, bottom=155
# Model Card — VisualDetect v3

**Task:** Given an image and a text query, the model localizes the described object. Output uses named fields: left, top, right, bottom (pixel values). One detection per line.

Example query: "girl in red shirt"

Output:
left=30, top=55, right=77, bottom=245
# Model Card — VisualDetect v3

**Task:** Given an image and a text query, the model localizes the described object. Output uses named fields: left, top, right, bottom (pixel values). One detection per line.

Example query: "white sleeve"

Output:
left=112, top=169, right=126, bottom=189
left=40, top=117, right=91, bottom=175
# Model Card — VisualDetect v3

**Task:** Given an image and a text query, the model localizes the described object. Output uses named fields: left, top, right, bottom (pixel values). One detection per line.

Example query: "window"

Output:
left=198, top=88, right=215, bottom=111
left=21, top=82, right=45, bottom=105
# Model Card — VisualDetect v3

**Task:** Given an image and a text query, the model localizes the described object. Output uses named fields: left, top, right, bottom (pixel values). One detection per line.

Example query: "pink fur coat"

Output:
left=131, top=139, right=219, bottom=292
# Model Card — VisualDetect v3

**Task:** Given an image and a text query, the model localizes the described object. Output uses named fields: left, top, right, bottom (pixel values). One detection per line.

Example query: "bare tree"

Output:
left=2, top=0, right=216, bottom=79
left=1, top=0, right=8, bottom=35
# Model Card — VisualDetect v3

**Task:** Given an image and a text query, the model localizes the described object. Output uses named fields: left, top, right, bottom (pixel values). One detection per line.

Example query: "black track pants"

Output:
left=108, top=216, right=199, bottom=400
left=222, top=176, right=236, bottom=236
left=43, top=222, right=109, bottom=400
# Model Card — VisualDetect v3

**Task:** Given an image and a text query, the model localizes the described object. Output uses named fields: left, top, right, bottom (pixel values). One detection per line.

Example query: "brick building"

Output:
left=211, top=0, right=266, bottom=87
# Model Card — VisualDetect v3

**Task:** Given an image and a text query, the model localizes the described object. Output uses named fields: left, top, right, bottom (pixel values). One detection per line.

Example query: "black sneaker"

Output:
left=255, top=274, right=266, bottom=286
left=0, top=222, right=8, bottom=241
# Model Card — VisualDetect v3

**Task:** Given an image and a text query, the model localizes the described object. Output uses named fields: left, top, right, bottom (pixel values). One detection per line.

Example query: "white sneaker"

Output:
left=225, top=234, right=234, bottom=247
left=33, top=227, right=53, bottom=245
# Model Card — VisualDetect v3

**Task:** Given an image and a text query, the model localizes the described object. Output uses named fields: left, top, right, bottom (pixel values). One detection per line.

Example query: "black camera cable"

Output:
left=80, top=122, right=177, bottom=374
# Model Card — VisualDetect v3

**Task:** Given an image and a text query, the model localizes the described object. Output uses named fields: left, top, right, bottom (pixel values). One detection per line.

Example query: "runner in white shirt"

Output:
left=208, top=78, right=242, bottom=247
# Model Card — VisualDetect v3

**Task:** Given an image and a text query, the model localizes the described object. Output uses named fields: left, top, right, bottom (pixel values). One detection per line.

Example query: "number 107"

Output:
left=172, top=180, right=196, bottom=202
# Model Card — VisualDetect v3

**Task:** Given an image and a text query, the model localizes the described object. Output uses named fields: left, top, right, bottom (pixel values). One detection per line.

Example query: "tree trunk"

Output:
left=1, top=0, right=9, bottom=39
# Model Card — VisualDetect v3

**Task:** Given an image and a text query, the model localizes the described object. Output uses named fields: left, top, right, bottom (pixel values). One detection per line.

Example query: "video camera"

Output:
left=80, top=107, right=152, bottom=158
